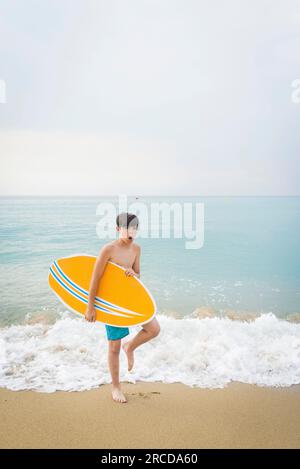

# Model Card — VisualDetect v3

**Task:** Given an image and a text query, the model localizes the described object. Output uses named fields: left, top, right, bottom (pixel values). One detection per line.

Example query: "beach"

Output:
left=1, top=382, right=300, bottom=449
left=1, top=197, right=300, bottom=449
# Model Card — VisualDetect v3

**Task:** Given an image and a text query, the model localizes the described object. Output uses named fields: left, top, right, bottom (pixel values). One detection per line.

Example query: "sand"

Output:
left=1, top=381, right=300, bottom=449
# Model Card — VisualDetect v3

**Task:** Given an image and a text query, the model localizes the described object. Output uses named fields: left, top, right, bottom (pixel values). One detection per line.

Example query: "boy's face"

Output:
left=117, top=225, right=138, bottom=241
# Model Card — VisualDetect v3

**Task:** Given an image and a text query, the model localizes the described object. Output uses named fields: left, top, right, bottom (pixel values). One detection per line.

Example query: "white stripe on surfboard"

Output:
left=49, top=266, right=134, bottom=319
left=53, top=261, right=145, bottom=317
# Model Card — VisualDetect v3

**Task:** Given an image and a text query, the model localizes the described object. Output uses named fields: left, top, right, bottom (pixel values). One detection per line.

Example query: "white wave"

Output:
left=0, top=312, right=300, bottom=392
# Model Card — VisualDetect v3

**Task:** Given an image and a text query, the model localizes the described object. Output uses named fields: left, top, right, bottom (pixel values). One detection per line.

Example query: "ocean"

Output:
left=0, top=196, right=300, bottom=392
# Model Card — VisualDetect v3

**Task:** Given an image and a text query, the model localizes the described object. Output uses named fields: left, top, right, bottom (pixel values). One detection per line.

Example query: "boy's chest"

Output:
left=109, top=247, right=136, bottom=269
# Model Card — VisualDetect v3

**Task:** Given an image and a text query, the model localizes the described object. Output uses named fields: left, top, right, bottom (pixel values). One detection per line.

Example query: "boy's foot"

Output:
left=112, top=386, right=127, bottom=403
left=122, top=341, right=134, bottom=371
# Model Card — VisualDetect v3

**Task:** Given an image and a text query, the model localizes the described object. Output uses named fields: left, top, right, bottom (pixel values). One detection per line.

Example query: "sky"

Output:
left=0, top=0, right=300, bottom=196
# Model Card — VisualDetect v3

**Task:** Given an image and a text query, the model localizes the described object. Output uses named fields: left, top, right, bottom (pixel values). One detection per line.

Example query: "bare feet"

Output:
left=112, top=386, right=127, bottom=403
left=122, top=341, right=134, bottom=371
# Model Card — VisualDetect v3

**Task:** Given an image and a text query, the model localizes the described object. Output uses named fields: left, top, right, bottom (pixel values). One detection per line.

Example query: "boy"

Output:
left=85, top=212, right=160, bottom=403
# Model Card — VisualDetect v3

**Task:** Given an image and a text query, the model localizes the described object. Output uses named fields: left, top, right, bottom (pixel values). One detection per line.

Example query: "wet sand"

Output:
left=1, top=381, right=300, bottom=449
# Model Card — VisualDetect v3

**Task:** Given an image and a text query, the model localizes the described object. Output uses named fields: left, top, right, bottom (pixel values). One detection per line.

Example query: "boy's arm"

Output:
left=132, top=245, right=141, bottom=278
left=85, top=245, right=111, bottom=319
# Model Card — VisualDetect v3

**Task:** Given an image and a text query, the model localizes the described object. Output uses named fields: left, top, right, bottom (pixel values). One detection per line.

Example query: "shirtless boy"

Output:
left=85, top=212, right=160, bottom=403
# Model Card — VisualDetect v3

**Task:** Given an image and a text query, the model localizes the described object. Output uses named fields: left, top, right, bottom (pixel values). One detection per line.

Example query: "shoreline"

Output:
left=1, top=381, right=300, bottom=449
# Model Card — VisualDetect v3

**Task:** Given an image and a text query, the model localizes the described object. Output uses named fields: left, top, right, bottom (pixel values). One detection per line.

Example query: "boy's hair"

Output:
left=116, top=212, right=139, bottom=229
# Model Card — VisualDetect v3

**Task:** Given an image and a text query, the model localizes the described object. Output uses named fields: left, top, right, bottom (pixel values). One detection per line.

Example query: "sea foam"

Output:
left=0, top=312, right=299, bottom=392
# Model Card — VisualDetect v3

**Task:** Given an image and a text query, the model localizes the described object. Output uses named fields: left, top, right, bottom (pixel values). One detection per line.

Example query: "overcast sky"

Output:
left=0, top=0, right=299, bottom=195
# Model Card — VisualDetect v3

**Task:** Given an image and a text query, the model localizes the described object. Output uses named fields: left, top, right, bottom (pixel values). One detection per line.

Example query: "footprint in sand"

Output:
left=129, top=391, right=161, bottom=399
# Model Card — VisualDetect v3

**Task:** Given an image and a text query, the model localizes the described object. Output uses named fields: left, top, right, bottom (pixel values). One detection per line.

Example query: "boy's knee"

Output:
left=152, top=325, right=160, bottom=337
left=109, top=340, right=121, bottom=353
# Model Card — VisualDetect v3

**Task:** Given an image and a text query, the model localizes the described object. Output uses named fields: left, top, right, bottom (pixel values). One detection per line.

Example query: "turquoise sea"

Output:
left=1, top=196, right=300, bottom=324
left=0, top=196, right=300, bottom=391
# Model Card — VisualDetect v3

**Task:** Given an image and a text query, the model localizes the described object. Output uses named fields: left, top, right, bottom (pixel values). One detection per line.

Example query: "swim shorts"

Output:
left=105, top=324, right=130, bottom=341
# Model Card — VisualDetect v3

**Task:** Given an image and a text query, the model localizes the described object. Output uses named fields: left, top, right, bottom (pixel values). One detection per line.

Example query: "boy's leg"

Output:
left=127, top=317, right=160, bottom=351
left=107, top=338, right=121, bottom=387
left=105, top=325, right=130, bottom=403
left=122, top=317, right=160, bottom=371
left=107, top=339, right=127, bottom=403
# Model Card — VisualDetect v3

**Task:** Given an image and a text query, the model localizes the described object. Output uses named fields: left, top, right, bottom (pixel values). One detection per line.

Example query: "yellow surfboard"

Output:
left=48, top=254, right=157, bottom=327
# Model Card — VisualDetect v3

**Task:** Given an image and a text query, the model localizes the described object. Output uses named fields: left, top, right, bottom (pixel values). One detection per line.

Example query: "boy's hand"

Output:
left=124, top=267, right=136, bottom=277
left=85, top=307, right=96, bottom=322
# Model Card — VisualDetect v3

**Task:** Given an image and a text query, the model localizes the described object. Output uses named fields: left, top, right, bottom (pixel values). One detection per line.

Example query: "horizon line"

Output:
left=0, top=195, right=299, bottom=198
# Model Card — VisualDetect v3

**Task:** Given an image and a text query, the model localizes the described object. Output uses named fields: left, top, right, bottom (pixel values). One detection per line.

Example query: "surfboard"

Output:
left=48, top=254, right=157, bottom=327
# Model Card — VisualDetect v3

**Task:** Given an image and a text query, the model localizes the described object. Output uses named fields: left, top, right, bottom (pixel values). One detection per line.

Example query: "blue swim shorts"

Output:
left=105, top=324, right=129, bottom=341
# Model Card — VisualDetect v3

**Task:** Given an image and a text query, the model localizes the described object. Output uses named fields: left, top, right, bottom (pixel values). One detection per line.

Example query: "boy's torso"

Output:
left=106, top=241, right=138, bottom=269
